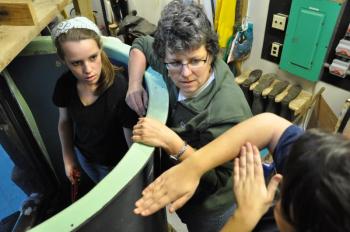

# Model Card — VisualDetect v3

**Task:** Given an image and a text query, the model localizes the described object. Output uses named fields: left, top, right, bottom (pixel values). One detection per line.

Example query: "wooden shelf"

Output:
left=0, top=0, right=70, bottom=72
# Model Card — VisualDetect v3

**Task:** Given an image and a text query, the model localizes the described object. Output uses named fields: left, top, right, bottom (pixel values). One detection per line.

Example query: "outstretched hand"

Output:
left=231, top=142, right=282, bottom=230
left=134, top=158, right=201, bottom=216
left=221, top=143, right=282, bottom=232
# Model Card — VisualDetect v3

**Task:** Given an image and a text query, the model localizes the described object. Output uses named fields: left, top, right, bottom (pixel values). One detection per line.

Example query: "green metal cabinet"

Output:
left=279, top=0, right=343, bottom=82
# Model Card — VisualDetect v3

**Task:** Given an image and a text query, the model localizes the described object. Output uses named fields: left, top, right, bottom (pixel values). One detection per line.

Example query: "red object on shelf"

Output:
left=329, top=59, right=350, bottom=78
left=336, top=39, right=350, bottom=59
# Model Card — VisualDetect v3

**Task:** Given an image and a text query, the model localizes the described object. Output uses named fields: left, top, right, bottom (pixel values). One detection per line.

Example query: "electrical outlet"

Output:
left=271, top=42, right=282, bottom=57
left=272, top=13, right=288, bottom=31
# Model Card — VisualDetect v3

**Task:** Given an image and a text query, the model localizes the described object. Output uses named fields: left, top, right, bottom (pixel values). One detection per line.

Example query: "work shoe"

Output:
left=241, top=69, right=263, bottom=107
left=268, top=80, right=289, bottom=98
left=242, top=69, right=263, bottom=86
left=253, top=73, right=276, bottom=95
left=265, top=80, right=289, bottom=114
left=281, top=84, right=302, bottom=104
left=280, top=85, right=302, bottom=120
left=235, top=69, right=252, bottom=85
left=251, top=73, right=276, bottom=115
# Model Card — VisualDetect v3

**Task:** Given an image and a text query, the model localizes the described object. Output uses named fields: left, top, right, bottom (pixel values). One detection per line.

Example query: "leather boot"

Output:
left=241, top=69, right=262, bottom=107
left=265, top=80, right=289, bottom=114
left=279, top=85, right=302, bottom=121
left=251, top=73, right=275, bottom=115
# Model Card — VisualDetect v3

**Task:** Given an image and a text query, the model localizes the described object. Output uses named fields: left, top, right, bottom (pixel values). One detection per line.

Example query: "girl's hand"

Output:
left=64, top=159, right=80, bottom=184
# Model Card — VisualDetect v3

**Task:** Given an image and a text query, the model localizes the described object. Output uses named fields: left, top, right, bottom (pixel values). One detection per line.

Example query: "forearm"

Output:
left=159, top=130, right=196, bottom=160
left=58, top=120, right=75, bottom=163
left=128, top=48, right=147, bottom=89
left=221, top=209, right=260, bottom=232
left=186, top=113, right=291, bottom=176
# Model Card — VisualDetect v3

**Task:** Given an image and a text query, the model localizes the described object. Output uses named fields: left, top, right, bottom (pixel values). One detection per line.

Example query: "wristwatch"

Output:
left=169, top=142, right=188, bottom=161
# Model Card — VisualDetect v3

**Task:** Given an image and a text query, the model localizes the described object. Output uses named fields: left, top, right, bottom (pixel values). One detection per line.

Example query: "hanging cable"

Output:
left=100, top=0, right=111, bottom=35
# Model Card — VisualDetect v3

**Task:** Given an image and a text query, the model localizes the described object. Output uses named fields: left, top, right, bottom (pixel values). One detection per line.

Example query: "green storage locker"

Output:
left=279, top=0, right=343, bottom=82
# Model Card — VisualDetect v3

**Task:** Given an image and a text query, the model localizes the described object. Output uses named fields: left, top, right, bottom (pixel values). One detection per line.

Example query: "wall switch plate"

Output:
left=272, top=13, right=288, bottom=31
left=271, top=42, right=283, bottom=57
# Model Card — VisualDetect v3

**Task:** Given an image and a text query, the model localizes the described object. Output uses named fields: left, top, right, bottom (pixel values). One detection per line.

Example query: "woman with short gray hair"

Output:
left=152, top=0, right=219, bottom=63
left=127, top=1, right=252, bottom=231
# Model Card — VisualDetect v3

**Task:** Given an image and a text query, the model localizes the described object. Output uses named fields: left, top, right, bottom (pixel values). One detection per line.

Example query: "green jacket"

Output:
left=132, top=36, right=252, bottom=213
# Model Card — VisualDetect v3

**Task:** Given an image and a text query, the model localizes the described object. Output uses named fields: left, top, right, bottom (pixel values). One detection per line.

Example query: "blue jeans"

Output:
left=75, top=148, right=113, bottom=184
left=178, top=205, right=235, bottom=232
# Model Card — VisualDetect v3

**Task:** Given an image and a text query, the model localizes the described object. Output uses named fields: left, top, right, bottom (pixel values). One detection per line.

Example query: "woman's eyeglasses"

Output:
left=164, top=54, right=208, bottom=71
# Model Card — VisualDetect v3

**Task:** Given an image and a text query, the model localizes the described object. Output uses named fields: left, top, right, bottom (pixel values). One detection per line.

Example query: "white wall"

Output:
left=127, top=0, right=214, bottom=26
left=243, top=0, right=350, bottom=115
left=127, top=0, right=172, bottom=25
left=315, top=82, right=350, bottom=114
left=64, top=1, right=107, bottom=32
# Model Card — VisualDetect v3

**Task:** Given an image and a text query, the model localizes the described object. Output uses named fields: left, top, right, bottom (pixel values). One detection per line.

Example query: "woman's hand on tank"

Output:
left=126, top=85, right=148, bottom=116
left=134, top=157, right=201, bottom=216
left=132, top=117, right=182, bottom=153
left=231, top=142, right=282, bottom=229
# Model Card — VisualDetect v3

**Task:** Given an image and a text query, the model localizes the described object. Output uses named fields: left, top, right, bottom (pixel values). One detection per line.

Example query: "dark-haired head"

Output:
left=153, top=0, right=218, bottom=66
left=279, top=129, right=350, bottom=232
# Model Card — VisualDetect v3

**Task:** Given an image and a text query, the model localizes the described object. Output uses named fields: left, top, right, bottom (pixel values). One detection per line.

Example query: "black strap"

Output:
left=338, top=106, right=350, bottom=133
left=210, top=0, right=215, bottom=22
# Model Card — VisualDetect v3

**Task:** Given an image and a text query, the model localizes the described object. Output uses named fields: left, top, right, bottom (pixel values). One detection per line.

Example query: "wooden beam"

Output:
left=72, top=0, right=94, bottom=22
left=0, top=1, right=38, bottom=26
left=0, top=0, right=70, bottom=72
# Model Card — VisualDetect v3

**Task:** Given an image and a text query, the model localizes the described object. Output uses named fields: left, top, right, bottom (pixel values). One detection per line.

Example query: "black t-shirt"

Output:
left=52, top=71, right=138, bottom=166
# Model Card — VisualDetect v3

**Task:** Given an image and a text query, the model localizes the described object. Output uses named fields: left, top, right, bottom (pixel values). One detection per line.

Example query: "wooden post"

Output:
left=72, top=0, right=94, bottom=22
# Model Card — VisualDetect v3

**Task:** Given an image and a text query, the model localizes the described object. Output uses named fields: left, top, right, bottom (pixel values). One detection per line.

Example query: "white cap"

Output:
left=51, top=16, right=101, bottom=41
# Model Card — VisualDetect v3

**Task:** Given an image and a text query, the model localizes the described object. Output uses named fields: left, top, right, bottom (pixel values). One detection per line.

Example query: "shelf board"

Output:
left=0, top=0, right=70, bottom=72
